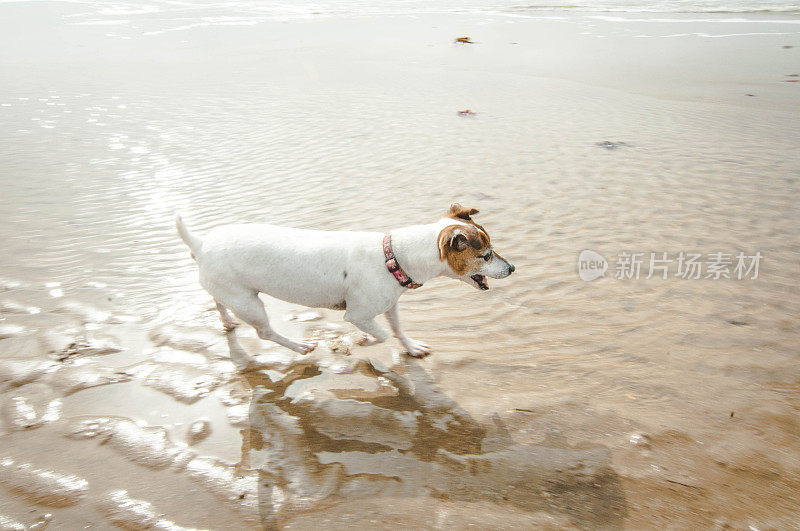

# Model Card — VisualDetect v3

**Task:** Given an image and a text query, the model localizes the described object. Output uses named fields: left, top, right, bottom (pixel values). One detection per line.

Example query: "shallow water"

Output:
left=1, top=3, right=800, bottom=529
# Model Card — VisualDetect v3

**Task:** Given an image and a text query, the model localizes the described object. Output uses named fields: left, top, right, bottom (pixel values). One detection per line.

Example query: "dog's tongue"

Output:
left=472, top=274, right=489, bottom=290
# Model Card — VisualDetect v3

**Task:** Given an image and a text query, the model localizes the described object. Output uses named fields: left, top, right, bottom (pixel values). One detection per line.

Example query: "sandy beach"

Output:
left=1, top=1, right=799, bottom=528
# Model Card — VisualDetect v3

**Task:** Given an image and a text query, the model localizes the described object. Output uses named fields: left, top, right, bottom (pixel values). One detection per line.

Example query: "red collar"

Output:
left=383, top=235, right=422, bottom=289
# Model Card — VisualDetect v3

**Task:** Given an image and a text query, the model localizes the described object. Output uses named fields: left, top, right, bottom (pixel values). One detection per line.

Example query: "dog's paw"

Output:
left=402, top=339, right=431, bottom=358
left=290, top=339, right=317, bottom=355
left=356, top=333, right=379, bottom=346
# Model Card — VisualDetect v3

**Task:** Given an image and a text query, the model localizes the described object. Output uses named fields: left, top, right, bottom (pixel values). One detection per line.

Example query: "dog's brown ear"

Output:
left=447, top=203, right=479, bottom=221
left=438, top=226, right=482, bottom=260
left=451, top=232, right=469, bottom=251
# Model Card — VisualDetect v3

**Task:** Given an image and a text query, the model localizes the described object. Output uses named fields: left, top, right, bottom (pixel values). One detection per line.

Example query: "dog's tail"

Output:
left=175, top=213, right=203, bottom=259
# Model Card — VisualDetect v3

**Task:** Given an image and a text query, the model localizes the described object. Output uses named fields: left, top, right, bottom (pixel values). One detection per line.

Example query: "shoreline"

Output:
left=1, top=5, right=799, bottom=108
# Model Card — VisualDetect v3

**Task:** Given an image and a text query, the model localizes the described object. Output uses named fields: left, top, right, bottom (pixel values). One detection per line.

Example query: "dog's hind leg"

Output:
left=215, top=300, right=239, bottom=331
left=345, top=316, right=390, bottom=346
left=214, top=287, right=316, bottom=354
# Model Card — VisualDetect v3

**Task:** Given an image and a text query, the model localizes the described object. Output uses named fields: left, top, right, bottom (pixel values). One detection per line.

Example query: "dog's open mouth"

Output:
left=470, top=274, right=489, bottom=290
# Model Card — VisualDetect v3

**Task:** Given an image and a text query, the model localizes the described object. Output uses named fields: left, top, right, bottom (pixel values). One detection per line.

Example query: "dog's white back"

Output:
left=196, top=224, right=387, bottom=311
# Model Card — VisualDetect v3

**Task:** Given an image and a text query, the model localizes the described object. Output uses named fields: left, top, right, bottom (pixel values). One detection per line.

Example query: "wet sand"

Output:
left=1, top=2, right=800, bottom=529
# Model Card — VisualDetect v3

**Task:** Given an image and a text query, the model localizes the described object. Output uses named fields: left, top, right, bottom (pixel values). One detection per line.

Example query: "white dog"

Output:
left=176, top=204, right=514, bottom=358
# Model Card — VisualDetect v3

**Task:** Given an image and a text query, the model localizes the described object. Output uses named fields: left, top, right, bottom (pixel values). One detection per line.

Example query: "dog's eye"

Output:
left=483, top=251, right=493, bottom=261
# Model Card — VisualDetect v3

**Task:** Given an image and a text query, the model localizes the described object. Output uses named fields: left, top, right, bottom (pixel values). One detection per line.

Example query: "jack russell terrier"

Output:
left=176, top=204, right=514, bottom=358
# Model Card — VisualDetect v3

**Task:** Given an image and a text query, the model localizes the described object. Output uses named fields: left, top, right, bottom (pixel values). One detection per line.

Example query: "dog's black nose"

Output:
left=509, top=264, right=515, bottom=274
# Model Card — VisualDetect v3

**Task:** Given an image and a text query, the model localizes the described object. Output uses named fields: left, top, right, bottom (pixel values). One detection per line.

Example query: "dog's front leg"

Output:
left=385, top=303, right=431, bottom=358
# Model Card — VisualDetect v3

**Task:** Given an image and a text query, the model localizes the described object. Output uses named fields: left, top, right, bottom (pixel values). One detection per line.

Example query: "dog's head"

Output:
left=437, top=203, right=515, bottom=290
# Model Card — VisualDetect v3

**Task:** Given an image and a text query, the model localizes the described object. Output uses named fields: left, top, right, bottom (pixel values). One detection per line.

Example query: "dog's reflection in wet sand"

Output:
left=225, top=331, right=627, bottom=529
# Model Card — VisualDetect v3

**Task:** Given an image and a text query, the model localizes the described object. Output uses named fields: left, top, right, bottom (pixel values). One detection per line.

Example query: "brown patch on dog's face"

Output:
left=439, top=204, right=515, bottom=290
left=438, top=224, right=490, bottom=276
